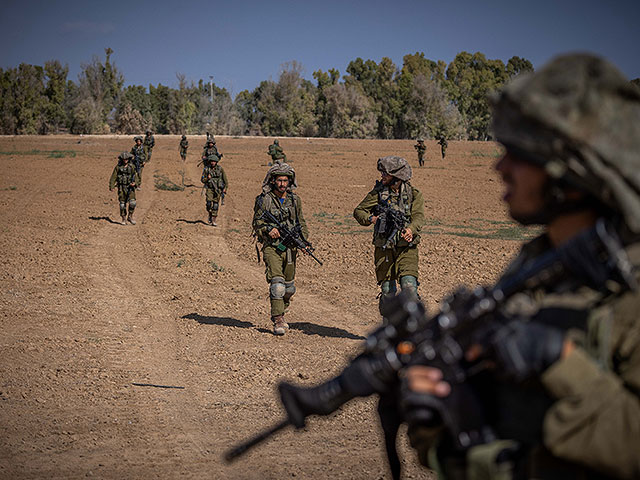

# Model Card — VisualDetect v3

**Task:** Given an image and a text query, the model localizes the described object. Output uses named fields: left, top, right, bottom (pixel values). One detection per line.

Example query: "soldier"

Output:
left=143, top=130, right=155, bottom=162
left=414, top=138, right=426, bottom=166
left=353, top=156, right=425, bottom=315
left=130, top=136, right=146, bottom=188
left=109, top=152, right=140, bottom=225
left=267, top=139, right=287, bottom=165
left=252, top=163, right=308, bottom=336
left=437, top=135, right=448, bottom=159
left=201, top=138, right=223, bottom=166
left=200, top=155, right=227, bottom=226
left=179, top=135, right=188, bottom=161
left=404, top=54, right=640, bottom=479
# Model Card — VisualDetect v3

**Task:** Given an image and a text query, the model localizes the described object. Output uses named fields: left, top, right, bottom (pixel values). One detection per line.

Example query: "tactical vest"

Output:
left=117, top=164, right=134, bottom=186
left=254, top=192, right=300, bottom=244
left=203, top=165, right=225, bottom=192
left=374, top=182, right=414, bottom=247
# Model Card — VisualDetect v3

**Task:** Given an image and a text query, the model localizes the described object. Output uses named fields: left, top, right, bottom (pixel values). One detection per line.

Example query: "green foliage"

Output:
left=154, top=174, right=184, bottom=191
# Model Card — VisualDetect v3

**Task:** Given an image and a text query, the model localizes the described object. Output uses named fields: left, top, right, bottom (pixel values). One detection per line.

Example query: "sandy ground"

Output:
left=0, top=135, right=527, bottom=479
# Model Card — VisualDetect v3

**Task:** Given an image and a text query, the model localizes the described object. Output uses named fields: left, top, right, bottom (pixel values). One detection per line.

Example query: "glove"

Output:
left=490, top=320, right=564, bottom=382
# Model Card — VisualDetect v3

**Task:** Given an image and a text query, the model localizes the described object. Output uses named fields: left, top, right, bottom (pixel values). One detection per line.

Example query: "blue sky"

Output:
left=1, top=0, right=638, bottom=97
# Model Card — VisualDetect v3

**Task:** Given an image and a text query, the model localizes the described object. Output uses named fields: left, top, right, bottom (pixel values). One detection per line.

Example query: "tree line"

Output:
left=1, top=48, right=540, bottom=140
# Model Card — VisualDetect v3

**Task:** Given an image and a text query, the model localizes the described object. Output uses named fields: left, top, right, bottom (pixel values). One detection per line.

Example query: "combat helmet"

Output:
left=377, top=156, right=412, bottom=182
left=274, top=139, right=279, bottom=145
left=262, top=162, right=297, bottom=193
left=181, top=134, right=186, bottom=139
left=118, top=152, right=133, bottom=162
left=134, top=136, right=143, bottom=142
left=491, top=53, right=640, bottom=232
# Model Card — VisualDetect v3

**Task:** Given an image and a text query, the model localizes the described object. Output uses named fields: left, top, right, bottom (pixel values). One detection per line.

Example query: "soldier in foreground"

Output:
left=130, top=136, right=146, bottom=188
left=404, top=54, right=640, bottom=478
left=109, top=152, right=140, bottom=225
left=354, top=156, right=425, bottom=316
left=414, top=138, right=426, bottom=166
left=143, top=130, right=155, bottom=162
left=437, top=135, right=447, bottom=159
left=200, top=155, right=227, bottom=226
left=252, top=164, right=308, bottom=335
left=267, top=139, right=287, bottom=165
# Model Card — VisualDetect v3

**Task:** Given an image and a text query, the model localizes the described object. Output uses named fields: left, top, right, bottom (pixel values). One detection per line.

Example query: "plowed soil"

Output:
left=0, top=135, right=526, bottom=479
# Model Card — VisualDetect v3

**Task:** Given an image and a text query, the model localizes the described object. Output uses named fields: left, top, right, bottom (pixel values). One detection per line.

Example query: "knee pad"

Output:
left=270, top=276, right=286, bottom=299
left=119, top=202, right=126, bottom=210
left=380, top=280, right=397, bottom=295
left=206, top=200, right=212, bottom=211
left=212, top=202, right=219, bottom=212
left=284, top=281, right=296, bottom=300
left=400, top=275, right=418, bottom=293
left=129, top=200, right=136, bottom=208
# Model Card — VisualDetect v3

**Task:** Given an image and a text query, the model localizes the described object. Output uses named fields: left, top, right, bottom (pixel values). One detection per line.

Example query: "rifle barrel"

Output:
left=224, top=418, right=290, bottom=462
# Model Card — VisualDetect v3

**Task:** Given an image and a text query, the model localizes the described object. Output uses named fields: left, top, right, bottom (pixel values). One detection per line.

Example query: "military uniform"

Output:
left=109, top=152, right=140, bottom=225
left=437, top=137, right=448, bottom=159
left=414, top=139, right=426, bottom=166
left=354, top=156, right=425, bottom=313
left=130, top=137, right=147, bottom=186
left=143, top=131, right=155, bottom=161
left=267, top=140, right=287, bottom=164
left=179, top=136, right=188, bottom=160
left=200, top=162, right=227, bottom=226
left=202, top=141, right=223, bottom=166
left=406, top=54, right=640, bottom=479
left=252, top=164, right=308, bottom=335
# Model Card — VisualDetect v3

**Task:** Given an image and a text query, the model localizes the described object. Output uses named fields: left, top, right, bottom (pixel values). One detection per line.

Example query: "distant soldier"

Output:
left=200, top=155, right=227, bottom=226
left=143, top=130, right=155, bottom=162
left=130, top=136, right=147, bottom=188
left=437, top=136, right=448, bottom=159
left=201, top=138, right=223, bottom=167
left=414, top=138, right=426, bottom=166
left=353, top=156, right=425, bottom=315
left=252, top=164, right=308, bottom=335
left=109, top=152, right=140, bottom=225
left=267, top=139, right=287, bottom=164
left=179, top=135, right=188, bottom=161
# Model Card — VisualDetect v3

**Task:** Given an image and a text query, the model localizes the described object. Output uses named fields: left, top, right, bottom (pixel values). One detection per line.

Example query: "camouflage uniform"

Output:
left=109, top=152, right=140, bottom=225
left=252, top=164, right=308, bottom=335
left=437, top=136, right=448, bottom=159
left=407, top=54, right=640, bottom=479
left=130, top=136, right=147, bottom=186
left=414, top=139, right=426, bottom=166
left=200, top=161, right=227, bottom=226
left=143, top=131, right=155, bottom=161
left=353, top=156, right=425, bottom=314
left=179, top=135, right=188, bottom=160
left=267, top=139, right=287, bottom=164
left=202, top=140, right=223, bottom=166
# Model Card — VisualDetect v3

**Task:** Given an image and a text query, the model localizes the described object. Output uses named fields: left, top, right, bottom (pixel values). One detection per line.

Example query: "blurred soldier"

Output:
left=252, top=164, right=308, bottom=335
left=130, top=136, right=146, bottom=188
left=353, top=156, right=425, bottom=315
left=414, top=138, right=426, bottom=166
left=179, top=135, right=188, bottom=161
left=201, top=138, right=223, bottom=167
left=109, top=152, right=140, bottom=225
left=267, top=139, right=287, bottom=165
left=437, top=136, right=448, bottom=159
left=200, top=155, right=227, bottom=226
left=405, top=54, right=640, bottom=479
left=143, top=130, right=155, bottom=162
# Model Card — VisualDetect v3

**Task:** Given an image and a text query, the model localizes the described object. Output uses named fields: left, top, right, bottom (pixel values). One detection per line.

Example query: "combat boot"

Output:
left=208, top=213, right=213, bottom=225
left=272, top=315, right=287, bottom=336
left=211, top=215, right=218, bottom=227
left=127, top=214, right=136, bottom=225
left=120, top=216, right=127, bottom=225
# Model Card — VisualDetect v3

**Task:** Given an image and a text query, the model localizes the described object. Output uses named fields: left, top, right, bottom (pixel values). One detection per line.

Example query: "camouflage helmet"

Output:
left=417, top=138, right=424, bottom=143
left=491, top=53, right=640, bottom=232
left=145, top=130, right=152, bottom=135
left=377, top=156, right=412, bottom=182
left=262, top=162, right=297, bottom=193
left=134, top=136, right=142, bottom=142
left=274, top=139, right=279, bottom=145
left=118, top=152, right=133, bottom=161
left=181, top=134, right=186, bottom=139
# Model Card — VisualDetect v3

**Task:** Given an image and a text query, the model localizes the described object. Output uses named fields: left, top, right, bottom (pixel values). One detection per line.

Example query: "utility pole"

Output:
left=209, top=76, right=214, bottom=103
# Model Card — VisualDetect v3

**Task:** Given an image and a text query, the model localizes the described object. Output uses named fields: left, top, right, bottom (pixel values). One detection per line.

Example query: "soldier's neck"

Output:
left=547, top=210, right=599, bottom=248
left=273, top=189, right=287, bottom=200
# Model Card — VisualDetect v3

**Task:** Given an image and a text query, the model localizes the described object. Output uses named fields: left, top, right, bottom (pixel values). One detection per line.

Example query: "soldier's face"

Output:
left=495, top=151, right=548, bottom=222
left=136, top=140, right=141, bottom=145
left=380, top=172, right=395, bottom=186
left=274, top=176, right=289, bottom=193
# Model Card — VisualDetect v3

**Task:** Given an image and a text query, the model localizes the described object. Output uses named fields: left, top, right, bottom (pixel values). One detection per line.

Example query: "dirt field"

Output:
left=0, top=135, right=527, bottom=479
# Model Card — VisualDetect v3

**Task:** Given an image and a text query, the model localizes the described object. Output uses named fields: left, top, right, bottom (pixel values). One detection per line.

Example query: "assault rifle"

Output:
left=225, top=218, right=636, bottom=478
left=374, top=200, right=408, bottom=250
left=260, top=210, right=323, bottom=266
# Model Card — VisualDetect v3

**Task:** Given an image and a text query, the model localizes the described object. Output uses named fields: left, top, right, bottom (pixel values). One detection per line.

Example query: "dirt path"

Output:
left=0, top=136, right=524, bottom=479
